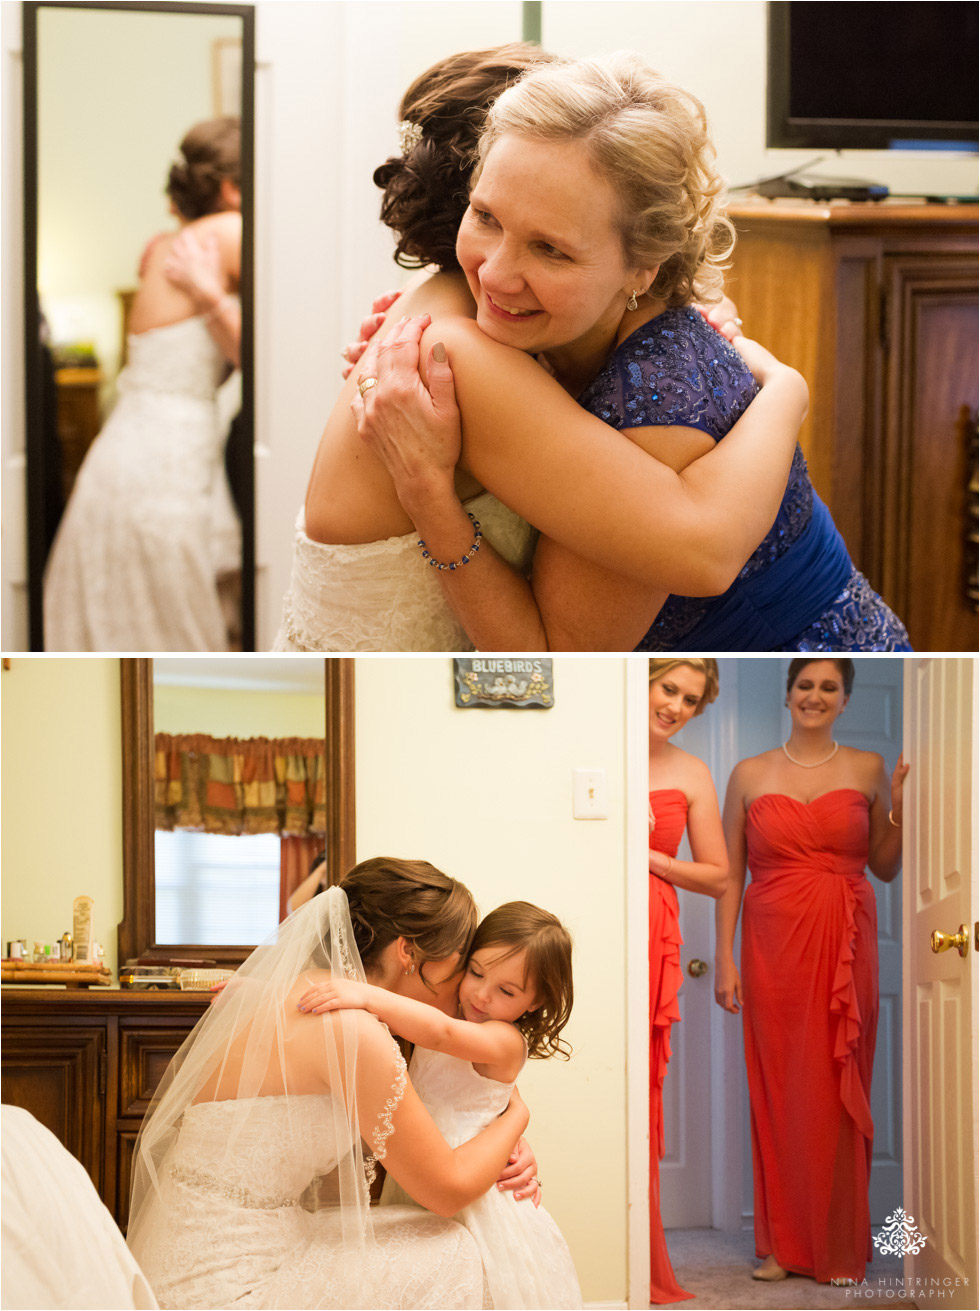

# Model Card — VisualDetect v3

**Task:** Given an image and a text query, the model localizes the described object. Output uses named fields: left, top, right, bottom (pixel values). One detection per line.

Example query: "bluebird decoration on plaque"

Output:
left=453, top=659, right=554, bottom=709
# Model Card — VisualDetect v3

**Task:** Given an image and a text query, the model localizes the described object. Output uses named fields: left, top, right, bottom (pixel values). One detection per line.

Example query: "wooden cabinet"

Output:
left=1, top=989, right=209, bottom=1227
left=727, top=202, right=978, bottom=652
left=54, top=366, right=103, bottom=499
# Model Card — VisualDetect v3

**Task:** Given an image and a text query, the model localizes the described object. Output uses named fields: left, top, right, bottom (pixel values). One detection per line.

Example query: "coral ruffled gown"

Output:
left=648, top=789, right=693, bottom=1304
left=742, top=788, right=877, bottom=1283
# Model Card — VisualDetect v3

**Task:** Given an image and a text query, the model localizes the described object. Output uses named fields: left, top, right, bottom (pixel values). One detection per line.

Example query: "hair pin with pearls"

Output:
left=398, top=119, right=423, bottom=154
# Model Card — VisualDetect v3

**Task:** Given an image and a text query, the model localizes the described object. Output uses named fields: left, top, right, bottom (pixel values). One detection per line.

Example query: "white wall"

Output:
left=253, top=0, right=523, bottom=645
left=2, top=1, right=27, bottom=650
left=354, top=655, right=630, bottom=1304
left=542, top=1, right=978, bottom=198
left=1, top=658, right=124, bottom=974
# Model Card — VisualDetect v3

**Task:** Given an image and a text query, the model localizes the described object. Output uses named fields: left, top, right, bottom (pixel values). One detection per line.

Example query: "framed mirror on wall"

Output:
left=22, top=1, right=255, bottom=651
left=118, top=658, right=355, bottom=968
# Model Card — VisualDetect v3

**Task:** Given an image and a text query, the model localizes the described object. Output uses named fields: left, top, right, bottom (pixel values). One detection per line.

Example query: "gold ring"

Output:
left=358, top=376, right=379, bottom=398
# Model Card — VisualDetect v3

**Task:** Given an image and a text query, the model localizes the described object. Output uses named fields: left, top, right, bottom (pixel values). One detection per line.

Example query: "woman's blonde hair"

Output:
left=476, top=51, right=733, bottom=306
left=469, top=902, right=573, bottom=1061
left=648, top=658, right=720, bottom=714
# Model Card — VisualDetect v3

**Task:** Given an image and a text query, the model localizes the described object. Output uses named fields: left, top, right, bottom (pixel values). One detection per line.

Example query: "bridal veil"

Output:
left=127, top=888, right=483, bottom=1309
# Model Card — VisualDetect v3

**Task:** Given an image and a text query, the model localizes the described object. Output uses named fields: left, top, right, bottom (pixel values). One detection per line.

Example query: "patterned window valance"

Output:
left=155, top=733, right=326, bottom=836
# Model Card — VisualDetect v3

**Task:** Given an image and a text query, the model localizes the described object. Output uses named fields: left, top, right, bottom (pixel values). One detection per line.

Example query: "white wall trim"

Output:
left=625, top=656, right=650, bottom=1309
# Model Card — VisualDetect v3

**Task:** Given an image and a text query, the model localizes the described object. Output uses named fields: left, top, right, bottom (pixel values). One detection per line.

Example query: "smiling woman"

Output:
left=273, top=45, right=810, bottom=652
left=717, top=658, right=908, bottom=1286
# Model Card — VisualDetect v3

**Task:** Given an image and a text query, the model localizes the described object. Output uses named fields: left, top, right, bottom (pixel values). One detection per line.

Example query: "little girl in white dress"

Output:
left=298, top=901, right=583, bottom=1310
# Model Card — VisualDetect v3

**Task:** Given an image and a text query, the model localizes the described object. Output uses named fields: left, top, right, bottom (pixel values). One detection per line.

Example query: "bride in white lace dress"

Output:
left=43, top=118, right=242, bottom=652
left=128, top=860, right=536, bottom=1310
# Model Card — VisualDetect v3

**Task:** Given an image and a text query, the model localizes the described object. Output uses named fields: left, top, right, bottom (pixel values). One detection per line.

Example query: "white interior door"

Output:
left=902, top=658, right=978, bottom=1310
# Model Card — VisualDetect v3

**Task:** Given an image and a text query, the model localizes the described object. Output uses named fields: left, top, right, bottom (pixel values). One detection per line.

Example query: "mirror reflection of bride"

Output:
left=42, top=118, right=242, bottom=653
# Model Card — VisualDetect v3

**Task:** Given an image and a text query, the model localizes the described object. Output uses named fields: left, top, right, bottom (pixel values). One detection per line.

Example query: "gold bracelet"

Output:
left=888, top=809, right=901, bottom=828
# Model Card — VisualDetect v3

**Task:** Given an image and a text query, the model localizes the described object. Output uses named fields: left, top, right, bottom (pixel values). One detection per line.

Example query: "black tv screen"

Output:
left=768, top=2, right=979, bottom=149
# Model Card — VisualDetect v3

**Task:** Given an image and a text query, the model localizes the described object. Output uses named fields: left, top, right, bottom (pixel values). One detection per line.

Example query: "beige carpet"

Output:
left=654, top=1228, right=910, bottom=1310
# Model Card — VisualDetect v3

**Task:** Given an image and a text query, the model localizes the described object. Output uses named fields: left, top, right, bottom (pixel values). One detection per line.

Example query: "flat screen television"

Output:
left=767, top=2, right=979, bottom=150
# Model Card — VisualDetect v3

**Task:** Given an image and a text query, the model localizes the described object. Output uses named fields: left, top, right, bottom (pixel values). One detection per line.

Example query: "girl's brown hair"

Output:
left=470, top=901, right=573, bottom=1060
left=166, top=117, right=241, bottom=221
left=786, top=658, right=855, bottom=697
left=648, top=658, right=720, bottom=715
left=373, top=43, right=552, bottom=271
left=341, top=857, right=477, bottom=990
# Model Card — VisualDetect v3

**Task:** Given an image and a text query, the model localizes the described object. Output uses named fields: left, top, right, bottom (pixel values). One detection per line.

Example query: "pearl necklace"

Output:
left=782, top=740, right=839, bottom=768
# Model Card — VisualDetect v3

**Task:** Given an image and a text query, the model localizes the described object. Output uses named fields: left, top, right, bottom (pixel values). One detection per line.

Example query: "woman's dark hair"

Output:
left=786, top=658, right=855, bottom=697
left=340, top=857, right=477, bottom=990
left=373, top=43, right=551, bottom=271
left=166, top=117, right=241, bottom=221
left=469, top=901, right=573, bottom=1061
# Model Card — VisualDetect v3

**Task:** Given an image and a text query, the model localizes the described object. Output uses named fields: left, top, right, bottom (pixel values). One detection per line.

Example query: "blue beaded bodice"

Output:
left=578, top=307, right=910, bottom=652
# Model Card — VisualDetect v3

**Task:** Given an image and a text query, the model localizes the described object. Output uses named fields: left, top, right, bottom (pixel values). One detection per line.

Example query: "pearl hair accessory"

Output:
left=398, top=120, right=423, bottom=154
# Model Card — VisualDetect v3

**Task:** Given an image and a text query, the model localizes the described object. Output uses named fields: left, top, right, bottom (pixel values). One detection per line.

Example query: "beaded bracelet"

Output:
left=418, top=513, right=482, bottom=571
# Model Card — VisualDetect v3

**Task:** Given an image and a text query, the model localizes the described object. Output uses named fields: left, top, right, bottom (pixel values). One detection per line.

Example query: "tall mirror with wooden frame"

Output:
left=23, top=1, right=255, bottom=650
left=118, top=658, right=355, bottom=969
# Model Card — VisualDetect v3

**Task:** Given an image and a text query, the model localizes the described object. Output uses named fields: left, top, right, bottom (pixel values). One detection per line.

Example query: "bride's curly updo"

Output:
left=477, top=52, right=735, bottom=306
left=374, top=43, right=551, bottom=271
left=166, top=116, right=241, bottom=221
left=340, top=856, right=477, bottom=987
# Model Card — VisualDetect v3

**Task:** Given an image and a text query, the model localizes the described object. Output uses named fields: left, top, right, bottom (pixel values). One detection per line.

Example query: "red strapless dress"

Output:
left=648, top=789, right=693, bottom=1304
left=742, top=789, right=877, bottom=1283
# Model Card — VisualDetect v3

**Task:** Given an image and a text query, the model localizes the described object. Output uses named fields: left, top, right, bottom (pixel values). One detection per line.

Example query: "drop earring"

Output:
left=404, top=962, right=415, bottom=976
left=626, top=290, right=639, bottom=312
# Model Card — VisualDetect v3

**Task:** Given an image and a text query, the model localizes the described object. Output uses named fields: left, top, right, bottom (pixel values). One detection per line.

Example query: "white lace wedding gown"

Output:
left=383, top=1047, right=583, bottom=1310
left=43, top=315, right=238, bottom=651
left=133, top=1089, right=485, bottom=1310
left=274, top=493, right=536, bottom=651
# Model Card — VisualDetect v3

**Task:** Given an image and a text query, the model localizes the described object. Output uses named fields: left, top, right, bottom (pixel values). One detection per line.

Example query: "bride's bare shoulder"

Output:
left=393, top=269, right=475, bottom=320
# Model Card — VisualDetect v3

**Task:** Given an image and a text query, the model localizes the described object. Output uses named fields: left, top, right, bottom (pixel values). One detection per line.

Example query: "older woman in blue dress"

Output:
left=352, top=53, right=910, bottom=653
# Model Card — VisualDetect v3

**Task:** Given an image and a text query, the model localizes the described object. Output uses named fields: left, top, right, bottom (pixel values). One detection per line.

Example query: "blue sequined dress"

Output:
left=578, top=308, right=911, bottom=651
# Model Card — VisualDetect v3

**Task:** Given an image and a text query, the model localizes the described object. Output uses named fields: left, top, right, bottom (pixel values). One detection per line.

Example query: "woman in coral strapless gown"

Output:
left=716, top=658, right=907, bottom=1286
left=647, top=658, right=729, bottom=1304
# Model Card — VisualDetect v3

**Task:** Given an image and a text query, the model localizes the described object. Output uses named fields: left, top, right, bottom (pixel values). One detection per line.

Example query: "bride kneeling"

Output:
left=128, top=861, right=529, bottom=1309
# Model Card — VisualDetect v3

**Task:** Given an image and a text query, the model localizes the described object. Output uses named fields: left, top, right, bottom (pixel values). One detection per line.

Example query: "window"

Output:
left=154, top=831, right=280, bottom=945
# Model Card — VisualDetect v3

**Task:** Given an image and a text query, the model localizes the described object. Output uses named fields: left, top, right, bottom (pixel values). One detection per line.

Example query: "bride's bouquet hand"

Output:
left=297, top=978, right=372, bottom=1014
left=352, top=314, right=464, bottom=520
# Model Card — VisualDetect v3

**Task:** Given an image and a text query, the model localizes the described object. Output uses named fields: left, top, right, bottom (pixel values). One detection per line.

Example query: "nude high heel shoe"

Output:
left=752, top=1256, right=788, bottom=1282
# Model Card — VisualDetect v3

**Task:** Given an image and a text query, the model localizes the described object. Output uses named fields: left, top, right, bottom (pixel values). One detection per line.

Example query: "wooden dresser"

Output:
left=1, top=988, right=210, bottom=1229
left=727, top=201, right=979, bottom=652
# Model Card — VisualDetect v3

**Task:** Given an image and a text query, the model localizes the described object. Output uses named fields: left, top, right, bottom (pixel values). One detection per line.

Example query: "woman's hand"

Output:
left=352, top=314, right=464, bottom=520
left=732, top=334, right=809, bottom=419
left=496, top=1136, right=542, bottom=1207
left=695, top=293, right=743, bottom=342
left=649, top=849, right=674, bottom=882
left=163, top=229, right=225, bottom=311
left=714, top=956, right=743, bottom=1014
left=297, top=978, right=373, bottom=1014
left=890, top=752, right=910, bottom=823
left=341, top=290, right=402, bottom=379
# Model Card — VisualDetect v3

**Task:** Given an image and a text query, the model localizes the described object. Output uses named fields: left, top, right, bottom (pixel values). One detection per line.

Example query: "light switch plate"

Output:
left=573, top=768, right=608, bottom=819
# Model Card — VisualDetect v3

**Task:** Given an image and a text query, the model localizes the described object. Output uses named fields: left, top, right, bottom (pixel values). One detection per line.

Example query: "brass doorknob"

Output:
left=688, top=959, right=708, bottom=977
left=931, top=925, right=969, bottom=958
